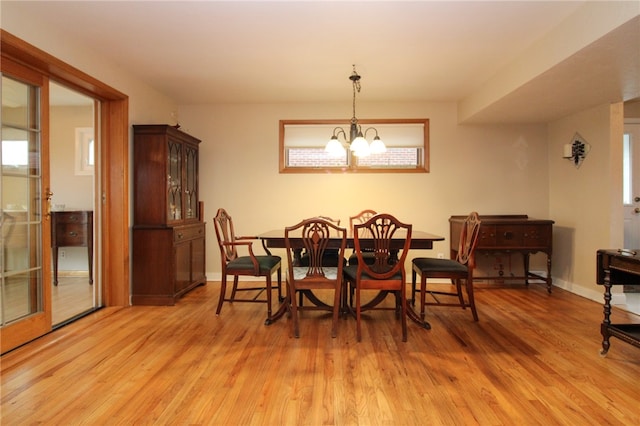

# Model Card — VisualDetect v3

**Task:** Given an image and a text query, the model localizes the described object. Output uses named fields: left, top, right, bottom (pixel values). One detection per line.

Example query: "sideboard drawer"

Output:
left=495, top=225, right=525, bottom=247
left=522, top=225, right=552, bottom=247
left=477, top=224, right=552, bottom=249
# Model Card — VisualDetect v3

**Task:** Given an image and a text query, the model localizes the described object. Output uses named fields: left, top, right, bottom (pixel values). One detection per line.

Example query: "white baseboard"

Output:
left=541, top=273, right=640, bottom=316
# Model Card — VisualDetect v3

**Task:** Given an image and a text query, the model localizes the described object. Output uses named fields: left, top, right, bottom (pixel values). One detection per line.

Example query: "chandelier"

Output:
left=325, top=65, right=386, bottom=158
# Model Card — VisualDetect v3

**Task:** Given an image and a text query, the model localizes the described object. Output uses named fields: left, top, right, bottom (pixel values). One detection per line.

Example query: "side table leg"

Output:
left=53, top=247, right=59, bottom=286
left=523, top=253, right=530, bottom=287
left=600, top=281, right=612, bottom=356
left=546, top=253, right=552, bottom=293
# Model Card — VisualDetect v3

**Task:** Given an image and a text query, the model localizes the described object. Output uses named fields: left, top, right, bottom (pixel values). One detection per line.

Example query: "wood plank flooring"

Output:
left=1, top=281, right=639, bottom=425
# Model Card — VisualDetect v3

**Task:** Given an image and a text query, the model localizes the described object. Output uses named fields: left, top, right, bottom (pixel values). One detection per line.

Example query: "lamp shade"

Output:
left=350, top=136, right=370, bottom=157
left=369, top=136, right=386, bottom=154
left=325, top=137, right=346, bottom=157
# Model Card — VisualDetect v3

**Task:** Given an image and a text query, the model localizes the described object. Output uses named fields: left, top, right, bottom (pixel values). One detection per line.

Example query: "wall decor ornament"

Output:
left=563, top=132, right=590, bottom=168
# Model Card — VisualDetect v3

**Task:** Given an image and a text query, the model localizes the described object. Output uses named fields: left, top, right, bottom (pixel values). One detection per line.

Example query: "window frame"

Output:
left=279, top=118, right=430, bottom=174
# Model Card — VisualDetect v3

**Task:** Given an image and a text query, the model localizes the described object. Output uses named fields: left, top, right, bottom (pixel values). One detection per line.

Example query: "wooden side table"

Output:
left=51, top=210, right=93, bottom=285
left=596, top=249, right=640, bottom=355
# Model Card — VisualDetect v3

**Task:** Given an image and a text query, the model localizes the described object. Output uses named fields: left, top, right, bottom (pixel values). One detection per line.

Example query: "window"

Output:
left=75, top=127, right=94, bottom=175
left=279, top=119, right=429, bottom=173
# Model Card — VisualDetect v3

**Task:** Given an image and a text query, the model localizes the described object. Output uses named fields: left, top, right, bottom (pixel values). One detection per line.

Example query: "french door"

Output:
left=0, top=58, right=52, bottom=352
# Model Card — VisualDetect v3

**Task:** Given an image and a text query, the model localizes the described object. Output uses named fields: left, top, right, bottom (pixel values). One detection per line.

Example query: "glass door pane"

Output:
left=168, top=139, right=182, bottom=221
left=1, top=75, right=44, bottom=327
left=185, top=144, right=197, bottom=220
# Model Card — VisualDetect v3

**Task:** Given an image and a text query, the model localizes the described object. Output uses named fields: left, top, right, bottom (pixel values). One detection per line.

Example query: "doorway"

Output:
left=623, top=123, right=640, bottom=249
left=49, top=82, right=100, bottom=326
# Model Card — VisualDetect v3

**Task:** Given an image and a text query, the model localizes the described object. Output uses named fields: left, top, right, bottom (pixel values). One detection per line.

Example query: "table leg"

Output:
left=265, top=301, right=288, bottom=325
left=600, top=280, right=612, bottom=356
left=406, top=302, right=431, bottom=329
left=546, top=253, right=552, bottom=293
left=53, top=247, right=59, bottom=286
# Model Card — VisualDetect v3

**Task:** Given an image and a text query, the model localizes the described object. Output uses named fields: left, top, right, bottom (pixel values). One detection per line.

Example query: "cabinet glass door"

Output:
left=184, top=144, right=197, bottom=220
left=167, top=139, right=182, bottom=221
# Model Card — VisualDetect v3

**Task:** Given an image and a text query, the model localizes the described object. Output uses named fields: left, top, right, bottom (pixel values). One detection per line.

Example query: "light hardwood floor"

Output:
left=1, top=281, right=639, bottom=425
left=52, top=274, right=95, bottom=325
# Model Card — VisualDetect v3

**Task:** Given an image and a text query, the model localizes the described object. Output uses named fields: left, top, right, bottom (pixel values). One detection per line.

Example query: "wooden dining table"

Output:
left=256, top=229, right=445, bottom=330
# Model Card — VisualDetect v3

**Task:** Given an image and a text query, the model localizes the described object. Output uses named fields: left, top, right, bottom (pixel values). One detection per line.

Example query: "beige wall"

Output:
left=548, top=103, right=627, bottom=305
left=1, top=12, right=178, bottom=129
left=179, top=101, right=551, bottom=280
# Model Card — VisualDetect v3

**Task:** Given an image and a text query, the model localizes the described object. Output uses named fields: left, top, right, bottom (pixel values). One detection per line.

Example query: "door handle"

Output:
left=45, top=190, right=54, bottom=219
left=635, top=196, right=640, bottom=203
left=635, top=208, right=640, bottom=214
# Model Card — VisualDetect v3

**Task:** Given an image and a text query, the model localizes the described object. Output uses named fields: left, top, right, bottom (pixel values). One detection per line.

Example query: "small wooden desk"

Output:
left=451, top=215, right=554, bottom=292
left=596, top=249, right=640, bottom=355
left=51, top=211, right=93, bottom=286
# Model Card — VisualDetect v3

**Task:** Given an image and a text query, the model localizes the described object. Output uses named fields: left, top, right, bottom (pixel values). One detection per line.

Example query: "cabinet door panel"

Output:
left=191, top=237, right=206, bottom=282
left=175, top=242, right=191, bottom=292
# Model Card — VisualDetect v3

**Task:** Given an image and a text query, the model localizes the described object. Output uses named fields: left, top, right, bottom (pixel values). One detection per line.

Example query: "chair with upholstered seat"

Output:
left=347, top=209, right=377, bottom=266
left=411, top=211, right=481, bottom=321
left=213, top=208, right=283, bottom=324
left=298, top=216, right=344, bottom=267
left=343, top=213, right=412, bottom=342
left=285, top=217, right=347, bottom=338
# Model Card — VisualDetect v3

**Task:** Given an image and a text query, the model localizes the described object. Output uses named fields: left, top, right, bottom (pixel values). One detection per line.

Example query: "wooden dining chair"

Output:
left=213, top=208, right=282, bottom=324
left=298, top=216, right=344, bottom=267
left=343, top=213, right=412, bottom=342
left=285, top=217, right=347, bottom=338
left=347, top=209, right=377, bottom=266
left=411, top=211, right=482, bottom=321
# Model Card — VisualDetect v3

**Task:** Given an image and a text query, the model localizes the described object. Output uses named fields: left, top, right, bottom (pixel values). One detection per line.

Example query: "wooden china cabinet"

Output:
left=132, top=125, right=206, bottom=305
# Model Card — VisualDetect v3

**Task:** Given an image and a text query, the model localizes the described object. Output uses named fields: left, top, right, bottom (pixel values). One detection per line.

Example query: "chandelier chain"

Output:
left=350, top=65, right=361, bottom=123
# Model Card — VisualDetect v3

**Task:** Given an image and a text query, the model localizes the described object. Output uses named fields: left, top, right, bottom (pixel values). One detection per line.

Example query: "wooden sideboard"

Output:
left=51, top=210, right=93, bottom=285
left=450, top=215, right=554, bottom=292
left=596, top=249, right=640, bottom=355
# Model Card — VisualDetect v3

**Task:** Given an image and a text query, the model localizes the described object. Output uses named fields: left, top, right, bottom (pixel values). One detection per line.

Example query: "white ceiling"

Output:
left=4, top=1, right=640, bottom=123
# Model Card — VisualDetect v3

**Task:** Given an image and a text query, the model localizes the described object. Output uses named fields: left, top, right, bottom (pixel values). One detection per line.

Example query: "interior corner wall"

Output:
left=548, top=102, right=625, bottom=306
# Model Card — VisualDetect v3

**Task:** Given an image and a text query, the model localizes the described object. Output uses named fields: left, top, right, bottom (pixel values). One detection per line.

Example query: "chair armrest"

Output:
left=235, top=235, right=258, bottom=240
left=222, top=240, right=260, bottom=271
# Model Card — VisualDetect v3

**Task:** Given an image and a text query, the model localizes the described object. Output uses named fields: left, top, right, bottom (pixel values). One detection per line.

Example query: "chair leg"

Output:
left=331, top=281, right=341, bottom=338
left=289, top=284, right=300, bottom=338
left=411, top=269, right=417, bottom=306
left=266, top=274, right=273, bottom=320
left=465, top=278, right=479, bottom=321
left=420, top=275, right=427, bottom=321
left=230, top=276, right=240, bottom=302
left=216, top=274, right=228, bottom=315
left=455, top=279, right=466, bottom=309
left=400, top=289, right=407, bottom=342
left=356, top=287, right=362, bottom=342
